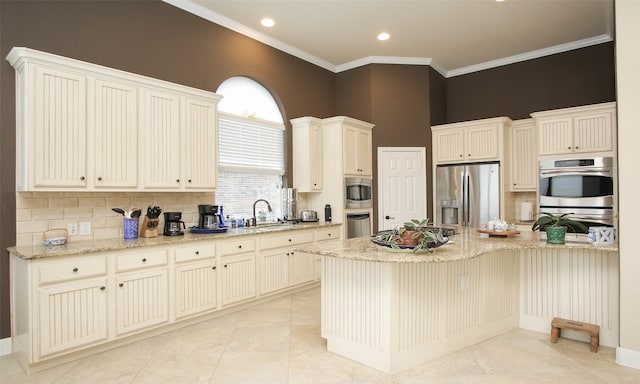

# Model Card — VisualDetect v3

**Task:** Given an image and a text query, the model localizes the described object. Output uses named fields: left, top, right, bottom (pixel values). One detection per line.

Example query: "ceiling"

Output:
left=165, top=0, right=614, bottom=77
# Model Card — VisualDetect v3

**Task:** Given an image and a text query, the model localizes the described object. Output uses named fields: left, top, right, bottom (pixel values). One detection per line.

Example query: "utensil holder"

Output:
left=124, top=218, right=139, bottom=239
left=141, top=216, right=160, bottom=238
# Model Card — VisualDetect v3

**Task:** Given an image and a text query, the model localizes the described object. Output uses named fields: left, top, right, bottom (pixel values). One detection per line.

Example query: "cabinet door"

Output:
left=38, top=278, right=107, bottom=357
left=184, top=96, right=217, bottom=190
left=310, top=124, right=324, bottom=190
left=293, top=120, right=323, bottom=192
left=33, top=65, right=87, bottom=188
left=510, top=124, right=537, bottom=191
left=175, top=259, right=217, bottom=319
left=221, top=254, right=256, bottom=306
left=343, top=127, right=359, bottom=174
left=355, top=128, right=372, bottom=175
left=466, top=125, right=499, bottom=161
left=94, top=79, right=138, bottom=188
left=288, top=250, right=315, bottom=287
left=116, top=269, right=168, bottom=335
left=140, top=89, right=181, bottom=189
left=537, top=117, right=573, bottom=156
left=573, top=111, right=614, bottom=153
left=433, top=129, right=465, bottom=163
left=260, top=249, right=289, bottom=295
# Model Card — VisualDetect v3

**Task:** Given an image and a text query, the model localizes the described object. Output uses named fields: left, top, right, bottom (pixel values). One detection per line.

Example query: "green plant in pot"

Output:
left=374, top=219, right=445, bottom=253
left=531, top=212, right=589, bottom=244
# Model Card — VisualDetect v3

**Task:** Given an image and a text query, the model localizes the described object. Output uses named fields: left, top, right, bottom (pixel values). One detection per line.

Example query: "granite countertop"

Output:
left=9, top=221, right=342, bottom=260
left=295, top=228, right=618, bottom=263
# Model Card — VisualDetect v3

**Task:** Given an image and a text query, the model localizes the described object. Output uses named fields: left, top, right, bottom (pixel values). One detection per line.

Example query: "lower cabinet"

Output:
left=38, top=277, right=108, bottom=357
left=288, top=250, right=316, bottom=287
left=115, top=269, right=169, bottom=336
left=221, top=253, right=256, bottom=306
left=175, top=259, right=217, bottom=319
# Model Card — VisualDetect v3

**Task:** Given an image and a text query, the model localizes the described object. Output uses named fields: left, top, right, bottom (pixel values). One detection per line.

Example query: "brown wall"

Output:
left=0, top=0, right=616, bottom=340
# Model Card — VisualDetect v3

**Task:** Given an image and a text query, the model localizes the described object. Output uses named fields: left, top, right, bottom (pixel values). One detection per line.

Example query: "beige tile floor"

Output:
left=2, top=286, right=639, bottom=384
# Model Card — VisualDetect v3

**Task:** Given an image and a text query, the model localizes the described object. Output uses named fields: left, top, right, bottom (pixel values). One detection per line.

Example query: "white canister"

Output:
left=520, top=202, right=533, bottom=222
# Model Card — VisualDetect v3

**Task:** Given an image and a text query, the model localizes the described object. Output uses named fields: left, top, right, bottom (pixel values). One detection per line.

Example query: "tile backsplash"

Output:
left=16, top=192, right=215, bottom=246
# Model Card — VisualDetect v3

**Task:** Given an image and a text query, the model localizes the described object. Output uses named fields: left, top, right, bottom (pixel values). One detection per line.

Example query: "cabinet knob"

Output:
left=119, top=283, right=124, bottom=287
left=468, top=154, right=471, bottom=157
left=288, top=239, right=292, bottom=242
left=176, top=179, right=180, bottom=183
left=72, top=267, right=78, bottom=272
left=224, top=264, right=228, bottom=268
left=238, top=245, right=242, bottom=249
left=142, top=258, right=147, bottom=262
left=188, top=179, right=192, bottom=183
left=459, top=154, right=463, bottom=157
left=100, top=286, right=106, bottom=291
left=575, top=146, right=580, bottom=149
left=97, top=177, right=103, bottom=181
left=328, top=233, right=332, bottom=236
left=80, top=176, right=85, bottom=181
left=567, top=146, right=572, bottom=149
left=195, top=251, right=199, bottom=255
left=212, top=266, right=216, bottom=270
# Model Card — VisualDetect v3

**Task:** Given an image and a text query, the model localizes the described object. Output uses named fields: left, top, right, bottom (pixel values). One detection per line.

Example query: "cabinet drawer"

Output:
left=175, top=243, right=215, bottom=263
left=116, top=249, right=167, bottom=272
left=315, top=228, right=340, bottom=242
left=219, top=238, right=255, bottom=256
left=38, top=255, right=107, bottom=285
left=259, top=231, right=314, bottom=250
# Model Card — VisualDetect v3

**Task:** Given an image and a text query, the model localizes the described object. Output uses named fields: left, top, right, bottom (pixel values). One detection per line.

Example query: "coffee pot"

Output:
left=198, top=205, right=225, bottom=229
left=163, top=211, right=186, bottom=236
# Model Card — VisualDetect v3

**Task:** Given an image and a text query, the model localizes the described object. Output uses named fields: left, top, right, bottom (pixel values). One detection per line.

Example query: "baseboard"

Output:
left=617, top=346, right=640, bottom=370
left=0, top=337, right=11, bottom=356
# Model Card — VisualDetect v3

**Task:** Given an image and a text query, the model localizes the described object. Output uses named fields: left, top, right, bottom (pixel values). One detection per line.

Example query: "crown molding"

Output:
left=165, top=1, right=613, bottom=78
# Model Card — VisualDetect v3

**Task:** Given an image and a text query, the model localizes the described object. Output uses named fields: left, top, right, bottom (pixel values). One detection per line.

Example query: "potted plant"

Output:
left=374, top=219, right=446, bottom=253
left=531, top=212, right=589, bottom=244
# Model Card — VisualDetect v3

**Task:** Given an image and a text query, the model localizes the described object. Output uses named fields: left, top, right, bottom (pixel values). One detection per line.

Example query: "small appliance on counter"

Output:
left=299, top=210, right=319, bottom=222
left=163, top=211, right=186, bottom=236
left=283, top=188, right=298, bottom=222
left=198, top=205, right=224, bottom=229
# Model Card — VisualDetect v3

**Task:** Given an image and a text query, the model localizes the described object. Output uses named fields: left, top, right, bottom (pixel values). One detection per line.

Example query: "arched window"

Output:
left=215, top=77, right=285, bottom=223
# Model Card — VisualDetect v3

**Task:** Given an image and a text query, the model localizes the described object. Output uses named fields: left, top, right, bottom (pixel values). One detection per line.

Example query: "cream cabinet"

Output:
left=174, top=243, right=217, bottom=319
left=431, top=117, right=510, bottom=164
left=532, top=102, right=616, bottom=157
left=509, top=119, right=537, bottom=191
left=93, top=78, right=138, bottom=188
left=291, top=117, right=323, bottom=192
left=343, top=125, right=372, bottom=176
left=218, top=238, right=257, bottom=306
left=7, top=47, right=221, bottom=192
left=258, top=230, right=315, bottom=294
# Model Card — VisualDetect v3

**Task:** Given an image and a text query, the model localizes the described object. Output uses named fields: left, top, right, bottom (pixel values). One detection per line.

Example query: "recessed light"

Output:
left=377, top=32, right=390, bottom=41
left=261, top=18, right=275, bottom=27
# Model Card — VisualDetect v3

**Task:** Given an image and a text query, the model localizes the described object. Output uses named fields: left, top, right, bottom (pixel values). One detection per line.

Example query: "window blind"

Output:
left=218, top=112, right=285, bottom=175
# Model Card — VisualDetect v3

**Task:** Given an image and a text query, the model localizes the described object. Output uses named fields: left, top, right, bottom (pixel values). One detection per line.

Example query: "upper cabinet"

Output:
left=291, top=117, right=323, bottom=192
left=431, top=117, right=510, bottom=164
left=343, top=125, right=373, bottom=176
left=508, top=119, right=537, bottom=192
left=7, top=47, right=222, bottom=192
left=531, top=102, right=616, bottom=158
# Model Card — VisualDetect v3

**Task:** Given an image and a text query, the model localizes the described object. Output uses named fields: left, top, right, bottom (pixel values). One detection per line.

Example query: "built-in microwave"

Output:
left=538, top=156, right=615, bottom=233
left=345, top=177, right=373, bottom=209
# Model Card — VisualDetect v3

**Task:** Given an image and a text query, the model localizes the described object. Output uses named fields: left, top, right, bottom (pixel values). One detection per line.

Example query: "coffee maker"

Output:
left=163, top=212, right=186, bottom=236
left=198, top=205, right=224, bottom=229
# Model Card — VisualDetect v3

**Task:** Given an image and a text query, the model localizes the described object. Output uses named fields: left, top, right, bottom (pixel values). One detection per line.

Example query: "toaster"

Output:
left=299, top=210, right=319, bottom=222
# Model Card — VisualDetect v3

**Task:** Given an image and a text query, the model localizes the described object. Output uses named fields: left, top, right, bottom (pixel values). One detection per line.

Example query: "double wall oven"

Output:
left=538, top=156, right=615, bottom=236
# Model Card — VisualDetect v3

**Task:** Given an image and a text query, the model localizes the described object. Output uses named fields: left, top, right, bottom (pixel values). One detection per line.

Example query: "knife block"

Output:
left=141, top=217, right=160, bottom=238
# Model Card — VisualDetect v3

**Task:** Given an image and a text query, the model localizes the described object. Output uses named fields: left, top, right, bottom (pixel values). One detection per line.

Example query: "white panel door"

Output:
left=184, top=96, right=217, bottom=190
left=377, top=148, right=427, bottom=231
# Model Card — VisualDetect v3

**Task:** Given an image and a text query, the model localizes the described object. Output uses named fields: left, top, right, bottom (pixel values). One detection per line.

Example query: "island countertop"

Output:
left=295, top=228, right=618, bottom=263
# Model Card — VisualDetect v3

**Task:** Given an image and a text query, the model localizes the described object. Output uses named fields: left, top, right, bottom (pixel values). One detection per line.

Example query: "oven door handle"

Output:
left=539, top=169, right=612, bottom=177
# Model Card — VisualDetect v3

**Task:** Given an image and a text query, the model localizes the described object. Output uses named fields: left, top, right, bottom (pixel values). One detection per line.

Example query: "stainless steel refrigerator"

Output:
left=435, top=162, right=500, bottom=227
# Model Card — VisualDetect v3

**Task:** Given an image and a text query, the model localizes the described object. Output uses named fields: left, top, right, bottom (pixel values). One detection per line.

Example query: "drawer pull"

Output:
left=288, top=239, right=292, bottom=242
left=142, top=258, right=147, bottom=263
left=238, top=245, right=242, bottom=249
left=195, top=251, right=200, bottom=255
left=212, top=266, right=217, bottom=270
left=224, top=264, right=228, bottom=268
left=100, top=286, right=106, bottom=291
left=119, top=283, right=124, bottom=287
left=72, top=267, right=79, bottom=272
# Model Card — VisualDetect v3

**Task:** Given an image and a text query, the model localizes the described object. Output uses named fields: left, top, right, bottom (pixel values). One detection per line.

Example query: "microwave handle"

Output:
left=539, top=169, right=612, bottom=177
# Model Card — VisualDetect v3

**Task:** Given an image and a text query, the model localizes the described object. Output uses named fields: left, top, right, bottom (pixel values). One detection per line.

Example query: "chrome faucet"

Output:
left=250, top=199, right=273, bottom=226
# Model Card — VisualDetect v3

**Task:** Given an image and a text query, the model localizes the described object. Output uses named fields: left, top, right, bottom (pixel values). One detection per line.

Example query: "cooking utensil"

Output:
left=130, top=208, right=142, bottom=219
left=112, top=208, right=126, bottom=216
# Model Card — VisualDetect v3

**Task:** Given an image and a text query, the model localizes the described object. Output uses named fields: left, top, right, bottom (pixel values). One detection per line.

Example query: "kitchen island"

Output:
left=296, top=229, right=619, bottom=374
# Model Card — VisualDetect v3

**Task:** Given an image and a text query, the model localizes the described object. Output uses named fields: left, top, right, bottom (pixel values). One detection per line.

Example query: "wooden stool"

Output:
left=550, top=317, right=600, bottom=352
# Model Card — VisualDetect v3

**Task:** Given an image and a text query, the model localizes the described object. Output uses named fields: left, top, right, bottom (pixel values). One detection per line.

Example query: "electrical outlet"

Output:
left=67, top=223, right=79, bottom=236
left=79, top=222, right=91, bottom=235
left=460, top=275, right=469, bottom=290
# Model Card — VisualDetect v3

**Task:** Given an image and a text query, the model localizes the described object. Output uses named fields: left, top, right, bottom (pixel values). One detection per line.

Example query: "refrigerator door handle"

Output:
left=463, top=170, right=469, bottom=226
